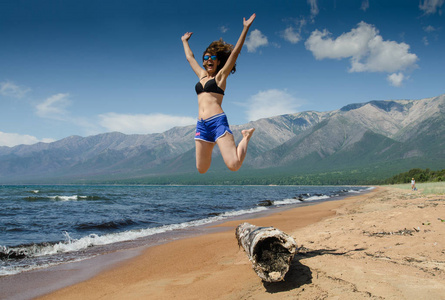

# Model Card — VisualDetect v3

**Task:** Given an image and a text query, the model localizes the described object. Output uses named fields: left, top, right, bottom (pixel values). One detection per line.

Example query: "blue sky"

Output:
left=1, top=0, right=444, bottom=147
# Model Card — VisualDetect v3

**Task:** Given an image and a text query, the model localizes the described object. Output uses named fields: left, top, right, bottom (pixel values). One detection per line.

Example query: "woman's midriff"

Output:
left=197, top=94, right=224, bottom=120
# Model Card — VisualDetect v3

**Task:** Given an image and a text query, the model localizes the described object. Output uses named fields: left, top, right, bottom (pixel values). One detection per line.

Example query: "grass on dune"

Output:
left=388, top=181, right=445, bottom=195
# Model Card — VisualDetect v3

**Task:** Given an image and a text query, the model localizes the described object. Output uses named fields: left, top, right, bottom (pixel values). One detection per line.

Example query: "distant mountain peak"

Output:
left=340, top=99, right=410, bottom=113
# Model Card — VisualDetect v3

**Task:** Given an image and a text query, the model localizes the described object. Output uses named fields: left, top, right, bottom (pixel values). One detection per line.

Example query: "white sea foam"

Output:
left=45, top=195, right=93, bottom=201
left=1, top=262, right=50, bottom=276
left=50, top=195, right=79, bottom=201
left=219, top=206, right=268, bottom=218
left=18, top=206, right=269, bottom=259
left=0, top=256, right=92, bottom=276
left=306, top=195, right=331, bottom=201
left=274, top=194, right=330, bottom=206
left=273, top=188, right=368, bottom=206
left=273, top=198, right=303, bottom=206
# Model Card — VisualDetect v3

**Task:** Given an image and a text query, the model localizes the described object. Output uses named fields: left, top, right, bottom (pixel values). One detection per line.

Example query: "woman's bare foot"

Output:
left=242, top=128, right=255, bottom=140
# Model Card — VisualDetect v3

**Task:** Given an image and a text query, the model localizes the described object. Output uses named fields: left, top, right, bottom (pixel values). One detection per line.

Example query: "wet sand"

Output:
left=5, top=186, right=445, bottom=299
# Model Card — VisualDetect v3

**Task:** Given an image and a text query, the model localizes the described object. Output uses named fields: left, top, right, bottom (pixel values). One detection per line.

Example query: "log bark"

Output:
left=235, top=222, right=297, bottom=282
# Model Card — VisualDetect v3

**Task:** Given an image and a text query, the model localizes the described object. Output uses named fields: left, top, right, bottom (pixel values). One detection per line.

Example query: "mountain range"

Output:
left=1, top=94, right=444, bottom=185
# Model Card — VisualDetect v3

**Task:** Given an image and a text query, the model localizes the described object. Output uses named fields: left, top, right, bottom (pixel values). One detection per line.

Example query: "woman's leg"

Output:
left=216, top=128, right=255, bottom=172
left=195, top=140, right=215, bottom=174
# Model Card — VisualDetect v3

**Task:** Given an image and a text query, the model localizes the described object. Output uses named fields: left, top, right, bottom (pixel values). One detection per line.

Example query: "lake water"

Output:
left=0, top=185, right=370, bottom=276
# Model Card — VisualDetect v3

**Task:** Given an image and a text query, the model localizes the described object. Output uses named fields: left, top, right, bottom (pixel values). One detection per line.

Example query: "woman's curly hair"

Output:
left=202, top=38, right=236, bottom=74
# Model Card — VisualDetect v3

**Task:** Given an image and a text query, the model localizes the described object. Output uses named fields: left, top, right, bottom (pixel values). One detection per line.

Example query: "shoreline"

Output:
left=40, top=188, right=372, bottom=299
left=38, top=200, right=344, bottom=299
left=3, top=186, right=445, bottom=299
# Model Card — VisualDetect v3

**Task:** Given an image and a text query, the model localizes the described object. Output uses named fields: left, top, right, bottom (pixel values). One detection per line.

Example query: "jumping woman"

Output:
left=181, top=13, right=256, bottom=174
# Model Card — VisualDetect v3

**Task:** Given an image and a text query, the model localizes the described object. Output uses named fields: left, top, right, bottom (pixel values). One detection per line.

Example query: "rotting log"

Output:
left=235, top=222, right=297, bottom=282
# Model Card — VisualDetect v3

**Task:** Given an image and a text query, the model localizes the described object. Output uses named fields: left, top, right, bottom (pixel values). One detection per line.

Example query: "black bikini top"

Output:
left=195, top=77, right=225, bottom=95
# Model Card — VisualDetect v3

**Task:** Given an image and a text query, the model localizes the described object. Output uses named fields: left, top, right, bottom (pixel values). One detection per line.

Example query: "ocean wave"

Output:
left=77, top=195, right=107, bottom=200
left=23, top=196, right=49, bottom=201
left=273, top=198, right=304, bottom=206
left=75, top=219, right=138, bottom=231
left=306, top=194, right=331, bottom=201
left=24, top=195, right=106, bottom=201
left=269, top=188, right=367, bottom=206
left=273, top=194, right=330, bottom=205
left=0, top=254, right=89, bottom=276
left=219, top=206, right=268, bottom=218
left=50, top=195, right=79, bottom=201
left=0, top=206, right=269, bottom=262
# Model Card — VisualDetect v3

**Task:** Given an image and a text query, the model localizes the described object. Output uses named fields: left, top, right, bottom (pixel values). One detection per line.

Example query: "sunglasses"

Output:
left=203, top=55, right=217, bottom=61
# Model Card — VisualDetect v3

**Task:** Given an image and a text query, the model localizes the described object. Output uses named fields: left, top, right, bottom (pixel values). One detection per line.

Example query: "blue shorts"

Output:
left=195, top=113, right=233, bottom=143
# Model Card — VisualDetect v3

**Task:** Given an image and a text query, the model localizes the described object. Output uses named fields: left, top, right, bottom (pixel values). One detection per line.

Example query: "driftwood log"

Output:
left=235, top=222, right=297, bottom=282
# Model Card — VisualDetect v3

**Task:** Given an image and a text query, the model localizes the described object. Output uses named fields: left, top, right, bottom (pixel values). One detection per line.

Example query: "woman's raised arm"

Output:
left=182, top=32, right=205, bottom=78
left=219, top=13, right=256, bottom=79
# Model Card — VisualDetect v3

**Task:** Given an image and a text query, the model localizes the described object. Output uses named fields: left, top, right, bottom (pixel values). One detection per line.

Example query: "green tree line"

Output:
left=385, top=168, right=445, bottom=184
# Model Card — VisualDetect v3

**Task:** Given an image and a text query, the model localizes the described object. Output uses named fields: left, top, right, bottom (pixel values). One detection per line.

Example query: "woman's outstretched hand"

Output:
left=243, top=13, right=256, bottom=28
left=181, top=32, right=193, bottom=42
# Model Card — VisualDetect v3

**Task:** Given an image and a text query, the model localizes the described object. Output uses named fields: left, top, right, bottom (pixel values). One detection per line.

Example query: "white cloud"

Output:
left=36, top=93, right=71, bottom=119
left=387, top=72, right=405, bottom=87
left=219, top=25, right=229, bottom=33
left=244, top=89, right=303, bottom=121
left=424, top=25, right=437, bottom=32
left=349, top=35, right=418, bottom=73
left=361, top=0, right=370, bottom=11
left=0, top=131, right=54, bottom=147
left=245, top=29, right=268, bottom=53
left=305, top=23, right=376, bottom=60
left=281, top=18, right=307, bottom=44
left=419, top=0, right=444, bottom=15
left=34, top=93, right=195, bottom=137
left=0, top=81, right=31, bottom=98
left=282, top=26, right=302, bottom=44
left=305, top=22, right=418, bottom=86
left=33, top=92, right=102, bottom=138
left=422, top=25, right=440, bottom=46
left=307, top=0, right=319, bottom=20
left=98, top=113, right=196, bottom=134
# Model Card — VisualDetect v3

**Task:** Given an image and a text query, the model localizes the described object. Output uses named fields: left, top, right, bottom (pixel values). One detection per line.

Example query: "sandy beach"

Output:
left=10, top=186, right=445, bottom=299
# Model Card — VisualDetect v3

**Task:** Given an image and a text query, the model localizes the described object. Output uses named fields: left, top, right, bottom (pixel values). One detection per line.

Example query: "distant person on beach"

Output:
left=411, top=178, right=416, bottom=190
left=181, top=14, right=256, bottom=174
